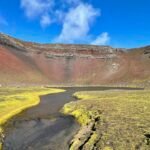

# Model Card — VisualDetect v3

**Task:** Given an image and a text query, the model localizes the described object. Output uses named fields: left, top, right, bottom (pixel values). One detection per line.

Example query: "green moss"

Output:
left=63, top=102, right=90, bottom=125
left=63, top=90, right=150, bottom=149
left=0, top=87, right=65, bottom=125
left=84, top=132, right=98, bottom=150
left=103, top=146, right=113, bottom=150
left=0, top=87, right=65, bottom=150
left=63, top=101, right=100, bottom=126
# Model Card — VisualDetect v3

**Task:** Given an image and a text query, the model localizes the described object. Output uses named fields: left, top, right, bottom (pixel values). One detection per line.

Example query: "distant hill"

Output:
left=0, top=33, right=150, bottom=86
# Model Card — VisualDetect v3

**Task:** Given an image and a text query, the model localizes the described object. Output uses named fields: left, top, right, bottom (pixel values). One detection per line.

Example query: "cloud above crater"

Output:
left=54, top=3, right=100, bottom=43
left=21, top=0, right=54, bottom=27
left=91, top=32, right=110, bottom=45
left=21, top=0, right=110, bottom=45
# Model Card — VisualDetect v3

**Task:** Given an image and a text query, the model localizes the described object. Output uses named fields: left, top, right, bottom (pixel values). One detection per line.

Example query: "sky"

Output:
left=0, top=0, right=150, bottom=48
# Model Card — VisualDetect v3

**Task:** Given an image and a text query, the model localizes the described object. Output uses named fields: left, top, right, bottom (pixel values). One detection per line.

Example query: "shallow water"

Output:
left=3, top=87, right=143, bottom=150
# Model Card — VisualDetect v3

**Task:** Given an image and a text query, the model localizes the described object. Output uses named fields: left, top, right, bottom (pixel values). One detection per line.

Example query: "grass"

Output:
left=0, top=87, right=65, bottom=150
left=62, top=90, right=150, bottom=150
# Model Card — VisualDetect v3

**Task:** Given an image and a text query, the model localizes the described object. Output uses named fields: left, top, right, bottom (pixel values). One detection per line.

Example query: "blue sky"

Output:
left=0, top=0, right=150, bottom=48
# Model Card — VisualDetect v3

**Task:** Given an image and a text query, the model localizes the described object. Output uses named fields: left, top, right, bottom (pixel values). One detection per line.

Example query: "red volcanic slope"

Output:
left=0, top=33, right=150, bottom=86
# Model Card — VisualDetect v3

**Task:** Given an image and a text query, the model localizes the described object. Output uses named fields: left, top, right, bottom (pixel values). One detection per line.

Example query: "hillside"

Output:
left=0, top=33, right=150, bottom=86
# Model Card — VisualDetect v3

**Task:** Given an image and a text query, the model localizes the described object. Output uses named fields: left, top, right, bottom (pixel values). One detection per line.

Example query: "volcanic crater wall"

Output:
left=0, top=33, right=150, bottom=86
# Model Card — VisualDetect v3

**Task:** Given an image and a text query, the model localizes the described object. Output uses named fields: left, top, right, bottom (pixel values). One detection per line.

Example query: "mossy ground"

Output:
left=63, top=90, right=150, bottom=150
left=0, top=87, right=65, bottom=150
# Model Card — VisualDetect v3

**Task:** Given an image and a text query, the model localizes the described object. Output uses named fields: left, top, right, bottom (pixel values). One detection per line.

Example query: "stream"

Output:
left=2, top=87, right=143, bottom=150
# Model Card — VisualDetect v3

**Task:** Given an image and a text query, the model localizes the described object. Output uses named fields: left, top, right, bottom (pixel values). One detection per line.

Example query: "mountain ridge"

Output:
left=0, top=33, right=150, bottom=86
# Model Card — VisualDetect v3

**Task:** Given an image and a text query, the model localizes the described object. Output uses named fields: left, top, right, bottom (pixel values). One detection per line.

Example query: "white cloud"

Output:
left=20, top=0, right=111, bottom=45
left=21, top=0, right=53, bottom=18
left=54, top=3, right=100, bottom=43
left=21, top=0, right=54, bottom=27
left=91, top=32, right=110, bottom=45
left=40, top=14, right=52, bottom=28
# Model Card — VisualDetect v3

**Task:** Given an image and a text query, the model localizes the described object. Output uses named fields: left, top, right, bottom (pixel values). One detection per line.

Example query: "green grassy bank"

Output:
left=0, top=87, right=65, bottom=150
left=63, top=90, right=150, bottom=150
